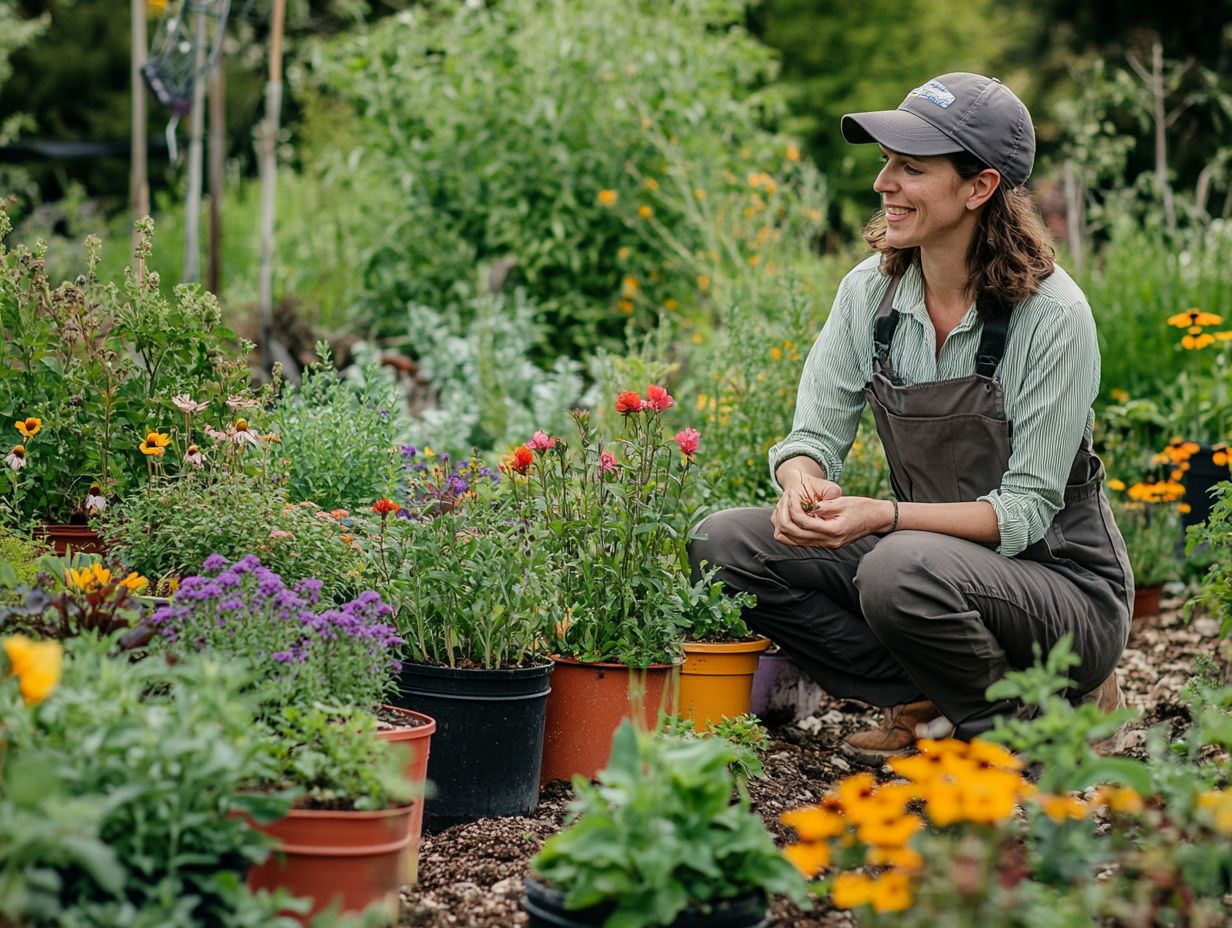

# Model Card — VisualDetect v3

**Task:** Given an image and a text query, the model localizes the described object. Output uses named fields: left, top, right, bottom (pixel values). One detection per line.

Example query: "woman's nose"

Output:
left=873, top=165, right=895, bottom=194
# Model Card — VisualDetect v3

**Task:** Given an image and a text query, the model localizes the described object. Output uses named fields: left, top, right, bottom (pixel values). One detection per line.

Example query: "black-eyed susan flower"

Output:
left=2, top=634, right=63, bottom=705
left=781, top=839, right=831, bottom=877
left=1168, top=308, right=1223, bottom=328
left=5, top=444, right=27, bottom=471
left=139, top=431, right=171, bottom=456
left=1040, top=793, right=1088, bottom=821
left=15, top=417, right=41, bottom=439
left=1107, top=478, right=1126, bottom=491
left=831, top=872, right=874, bottom=909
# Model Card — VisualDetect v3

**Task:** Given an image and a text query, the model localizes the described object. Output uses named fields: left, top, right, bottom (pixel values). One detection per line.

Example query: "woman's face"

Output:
left=872, top=146, right=981, bottom=252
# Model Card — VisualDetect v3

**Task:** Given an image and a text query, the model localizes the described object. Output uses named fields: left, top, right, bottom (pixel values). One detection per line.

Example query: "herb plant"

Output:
left=530, top=719, right=809, bottom=925
left=1187, top=481, right=1232, bottom=634
left=1104, top=486, right=1183, bottom=588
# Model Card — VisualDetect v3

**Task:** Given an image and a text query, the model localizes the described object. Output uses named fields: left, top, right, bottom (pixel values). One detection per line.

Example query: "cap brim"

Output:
left=841, top=109, right=965, bottom=157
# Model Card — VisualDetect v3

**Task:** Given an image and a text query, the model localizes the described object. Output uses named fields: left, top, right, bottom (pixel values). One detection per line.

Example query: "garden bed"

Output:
left=400, top=596, right=1225, bottom=927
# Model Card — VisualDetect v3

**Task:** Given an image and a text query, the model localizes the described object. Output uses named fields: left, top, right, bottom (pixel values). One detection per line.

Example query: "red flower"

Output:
left=645, top=384, right=674, bottom=412
left=502, top=445, right=535, bottom=475
left=524, top=430, right=558, bottom=452
left=674, top=427, right=700, bottom=461
left=599, top=450, right=619, bottom=474
left=372, top=498, right=400, bottom=516
left=615, top=391, right=644, bottom=414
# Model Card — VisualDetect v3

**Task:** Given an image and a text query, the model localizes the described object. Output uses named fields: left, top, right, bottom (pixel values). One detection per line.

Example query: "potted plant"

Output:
left=145, top=554, right=435, bottom=883
left=669, top=570, right=765, bottom=731
left=507, top=388, right=719, bottom=783
left=524, top=719, right=809, bottom=927
left=0, top=209, right=257, bottom=541
left=245, top=702, right=418, bottom=925
left=1105, top=479, right=1184, bottom=619
left=361, top=455, right=554, bottom=831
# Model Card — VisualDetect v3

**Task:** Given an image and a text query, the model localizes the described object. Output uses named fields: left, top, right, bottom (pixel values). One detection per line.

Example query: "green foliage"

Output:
left=97, top=471, right=362, bottom=601
left=1104, top=491, right=1183, bottom=588
left=365, top=491, right=552, bottom=670
left=258, top=703, right=415, bottom=812
left=297, top=0, right=802, bottom=354
left=0, top=212, right=258, bottom=525
left=666, top=566, right=754, bottom=641
left=1187, top=482, right=1232, bottom=635
left=273, top=344, right=403, bottom=510
left=530, top=720, right=809, bottom=925
left=662, top=712, right=770, bottom=782
left=0, top=526, right=45, bottom=588
left=0, top=636, right=299, bottom=927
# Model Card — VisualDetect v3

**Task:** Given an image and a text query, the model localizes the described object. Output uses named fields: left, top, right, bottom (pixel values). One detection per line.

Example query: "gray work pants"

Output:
left=689, top=508, right=1128, bottom=738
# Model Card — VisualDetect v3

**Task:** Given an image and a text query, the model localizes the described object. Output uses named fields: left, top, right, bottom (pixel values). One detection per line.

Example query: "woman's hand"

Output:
left=770, top=472, right=844, bottom=547
left=790, top=496, right=896, bottom=549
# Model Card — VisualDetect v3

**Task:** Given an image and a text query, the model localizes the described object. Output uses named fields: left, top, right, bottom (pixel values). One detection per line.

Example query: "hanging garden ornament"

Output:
left=141, top=0, right=232, bottom=118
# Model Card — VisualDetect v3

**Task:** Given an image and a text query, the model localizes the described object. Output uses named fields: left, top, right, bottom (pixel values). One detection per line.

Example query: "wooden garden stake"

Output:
left=257, top=0, right=286, bottom=375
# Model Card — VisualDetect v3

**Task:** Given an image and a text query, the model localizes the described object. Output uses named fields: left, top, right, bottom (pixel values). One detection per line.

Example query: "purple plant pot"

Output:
left=749, top=648, right=793, bottom=719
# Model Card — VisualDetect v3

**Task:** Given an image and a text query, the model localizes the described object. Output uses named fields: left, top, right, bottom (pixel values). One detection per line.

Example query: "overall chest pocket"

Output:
left=878, top=410, right=1012, bottom=504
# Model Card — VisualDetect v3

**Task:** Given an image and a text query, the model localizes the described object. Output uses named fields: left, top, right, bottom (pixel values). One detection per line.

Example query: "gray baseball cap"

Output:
left=841, top=72, right=1035, bottom=187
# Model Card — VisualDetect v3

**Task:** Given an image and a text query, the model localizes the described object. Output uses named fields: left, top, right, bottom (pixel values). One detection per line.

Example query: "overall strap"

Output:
left=872, top=273, right=904, bottom=377
left=973, top=292, right=1012, bottom=379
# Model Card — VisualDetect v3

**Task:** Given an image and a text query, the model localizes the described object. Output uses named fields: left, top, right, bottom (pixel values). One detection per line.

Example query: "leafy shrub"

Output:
left=0, top=637, right=296, bottom=927
left=1188, top=481, right=1232, bottom=634
left=0, top=527, right=45, bottom=588
left=273, top=345, right=404, bottom=510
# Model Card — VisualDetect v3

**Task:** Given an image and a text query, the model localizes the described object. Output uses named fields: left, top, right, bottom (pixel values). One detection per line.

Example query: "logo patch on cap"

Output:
left=909, top=79, right=955, bottom=109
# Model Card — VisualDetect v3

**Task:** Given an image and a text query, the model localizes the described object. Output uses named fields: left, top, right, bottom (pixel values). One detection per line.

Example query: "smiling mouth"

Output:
left=885, top=206, right=914, bottom=216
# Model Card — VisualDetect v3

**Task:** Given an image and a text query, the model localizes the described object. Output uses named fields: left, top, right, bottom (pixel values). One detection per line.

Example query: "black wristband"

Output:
left=889, top=498, right=899, bottom=533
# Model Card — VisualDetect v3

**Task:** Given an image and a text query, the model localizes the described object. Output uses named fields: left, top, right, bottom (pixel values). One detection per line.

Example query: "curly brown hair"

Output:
left=862, top=151, right=1055, bottom=319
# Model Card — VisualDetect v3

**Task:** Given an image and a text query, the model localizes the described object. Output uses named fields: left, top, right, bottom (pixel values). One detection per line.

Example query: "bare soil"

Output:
left=399, top=597, right=1217, bottom=927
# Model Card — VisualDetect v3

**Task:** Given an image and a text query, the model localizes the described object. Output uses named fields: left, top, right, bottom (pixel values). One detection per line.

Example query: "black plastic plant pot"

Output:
left=1182, top=445, right=1229, bottom=530
left=522, top=877, right=769, bottom=927
left=391, top=660, right=553, bottom=832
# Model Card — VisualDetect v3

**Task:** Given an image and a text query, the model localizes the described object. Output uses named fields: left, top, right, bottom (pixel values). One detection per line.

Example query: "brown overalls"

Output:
left=689, top=273, right=1132, bottom=737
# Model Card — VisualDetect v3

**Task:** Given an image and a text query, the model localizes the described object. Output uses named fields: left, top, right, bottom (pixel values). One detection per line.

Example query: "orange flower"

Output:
left=1167, top=308, right=1223, bottom=328
left=1040, top=793, right=1087, bottom=821
left=14, top=417, right=41, bottom=438
left=615, top=391, right=644, bottom=414
left=831, top=872, right=874, bottom=909
left=139, top=431, right=171, bottom=456
left=372, top=498, right=400, bottom=517
left=3, top=635, right=63, bottom=705
left=782, top=840, right=831, bottom=877
left=501, top=445, right=535, bottom=475
left=781, top=806, right=845, bottom=841
left=637, top=205, right=653, bottom=220
left=597, top=189, right=617, bottom=207
left=868, top=871, right=912, bottom=914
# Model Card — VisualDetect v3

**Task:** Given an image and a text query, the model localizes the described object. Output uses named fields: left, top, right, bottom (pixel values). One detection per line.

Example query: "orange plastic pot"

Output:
left=1132, top=585, right=1163, bottom=622
left=540, top=658, right=676, bottom=785
left=375, top=705, right=435, bottom=885
left=37, top=523, right=106, bottom=556
left=677, top=639, right=771, bottom=731
left=247, top=803, right=413, bottom=925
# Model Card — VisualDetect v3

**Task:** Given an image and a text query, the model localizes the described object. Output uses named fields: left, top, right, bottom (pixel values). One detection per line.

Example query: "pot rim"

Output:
left=550, top=655, right=683, bottom=670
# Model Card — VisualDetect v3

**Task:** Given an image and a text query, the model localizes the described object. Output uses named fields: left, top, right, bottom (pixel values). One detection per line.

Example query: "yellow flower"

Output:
left=866, top=845, right=923, bottom=871
left=781, top=805, right=846, bottom=841
left=617, top=246, right=632, bottom=262
left=693, top=187, right=706, bottom=201
left=663, top=297, right=678, bottom=312
left=869, top=871, right=913, bottom=913
left=3, top=635, right=63, bottom=705
left=617, top=299, right=634, bottom=315
left=831, top=872, right=874, bottom=909
left=697, top=274, right=710, bottom=293
left=1182, top=333, right=1216, bottom=350
left=67, top=563, right=112, bottom=593
left=139, top=431, right=171, bottom=456
left=1197, top=789, right=1232, bottom=836
left=786, top=144, right=801, bottom=162
left=1040, top=793, right=1087, bottom=821
left=637, top=205, right=653, bottom=220
left=857, top=811, right=923, bottom=848
left=1216, top=331, right=1232, bottom=341
left=119, top=571, right=149, bottom=594
left=597, top=189, right=617, bottom=207
left=621, top=275, right=640, bottom=297
left=644, top=178, right=659, bottom=192
left=782, top=840, right=831, bottom=876
left=965, top=738, right=1024, bottom=771
left=1107, top=478, right=1126, bottom=492
left=1109, top=387, right=1130, bottom=403
left=1167, top=308, right=1223, bottom=328
left=1213, top=448, right=1229, bottom=467
left=15, top=417, right=41, bottom=438
left=1178, top=502, right=1192, bottom=514
left=770, top=346, right=783, bottom=361
left=1092, top=786, right=1144, bottom=814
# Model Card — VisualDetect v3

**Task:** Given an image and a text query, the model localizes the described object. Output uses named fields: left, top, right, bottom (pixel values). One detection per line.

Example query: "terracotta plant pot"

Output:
left=247, top=803, right=413, bottom=925
left=1132, top=584, right=1164, bottom=621
left=540, top=658, right=676, bottom=785
left=677, top=638, right=771, bottom=731
left=375, top=705, right=435, bottom=885
left=37, top=523, right=106, bottom=557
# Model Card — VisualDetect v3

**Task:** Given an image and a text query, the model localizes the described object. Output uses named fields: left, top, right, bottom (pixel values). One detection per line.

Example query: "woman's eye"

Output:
left=903, top=164, right=923, bottom=175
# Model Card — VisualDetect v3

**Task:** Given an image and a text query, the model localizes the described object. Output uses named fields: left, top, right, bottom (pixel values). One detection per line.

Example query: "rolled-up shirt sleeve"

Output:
left=979, top=303, right=1099, bottom=557
left=768, top=273, right=870, bottom=492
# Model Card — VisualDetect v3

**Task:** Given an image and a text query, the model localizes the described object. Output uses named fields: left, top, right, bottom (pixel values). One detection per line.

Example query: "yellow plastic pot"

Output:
left=677, top=638, right=771, bottom=731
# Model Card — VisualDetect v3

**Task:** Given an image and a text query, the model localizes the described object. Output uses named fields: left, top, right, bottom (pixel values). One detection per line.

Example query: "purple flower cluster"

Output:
left=398, top=448, right=500, bottom=513
left=152, top=554, right=404, bottom=710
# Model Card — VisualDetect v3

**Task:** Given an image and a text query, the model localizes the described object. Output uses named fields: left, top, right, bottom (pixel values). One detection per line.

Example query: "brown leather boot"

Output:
left=1091, top=671, right=1131, bottom=755
left=841, top=699, right=953, bottom=766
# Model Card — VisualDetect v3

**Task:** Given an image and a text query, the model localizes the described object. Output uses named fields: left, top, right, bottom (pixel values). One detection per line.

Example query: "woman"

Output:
left=689, top=73, right=1131, bottom=763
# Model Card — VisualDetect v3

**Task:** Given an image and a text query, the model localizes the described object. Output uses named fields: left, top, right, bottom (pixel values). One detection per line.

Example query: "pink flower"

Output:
left=230, top=418, right=262, bottom=448
left=268, top=529, right=294, bottom=541
left=599, top=450, right=619, bottom=474
left=172, top=394, right=208, bottom=414
left=226, top=395, right=260, bottom=411
left=525, top=430, right=558, bottom=452
left=5, top=444, right=27, bottom=471
left=674, top=427, right=700, bottom=461
left=645, top=384, right=674, bottom=412
left=615, top=391, right=644, bottom=414
left=84, top=484, right=107, bottom=514
left=184, top=444, right=204, bottom=467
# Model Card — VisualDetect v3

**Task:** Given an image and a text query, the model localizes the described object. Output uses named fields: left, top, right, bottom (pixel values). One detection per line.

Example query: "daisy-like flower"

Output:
left=372, top=498, right=400, bottom=516
left=184, top=444, right=204, bottom=467
left=2, top=635, right=63, bottom=706
left=1167, top=308, right=1223, bottom=328
left=84, top=483, right=107, bottom=515
left=139, top=431, right=171, bottom=456
left=14, top=417, right=41, bottom=439
left=226, top=395, right=260, bottom=411
left=5, top=444, right=27, bottom=471
left=171, top=394, right=208, bottom=414
left=645, top=384, right=674, bottom=412
left=230, top=419, right=262, bottom=448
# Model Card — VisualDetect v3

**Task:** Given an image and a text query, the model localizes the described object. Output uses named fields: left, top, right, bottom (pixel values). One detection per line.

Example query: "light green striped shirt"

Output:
left=769, top=254, right=1100, bottom=558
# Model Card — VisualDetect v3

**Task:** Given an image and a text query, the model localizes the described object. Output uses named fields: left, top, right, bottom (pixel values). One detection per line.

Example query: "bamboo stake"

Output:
left=183, top=1, right=209, bottom=283
left=257, top=0, right=286, bottom=375
left=207, top=43, right=225, bottom=295
left=130, top=0, right=150, bottom=251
